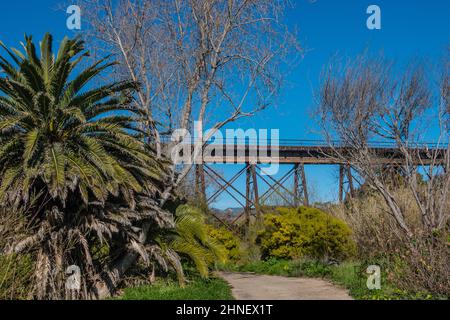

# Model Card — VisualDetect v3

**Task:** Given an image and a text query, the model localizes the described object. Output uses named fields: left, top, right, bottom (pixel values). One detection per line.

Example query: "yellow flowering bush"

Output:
left=258, top=206, right=356, bottom=261
left=207, top=225, right=241, bottom=261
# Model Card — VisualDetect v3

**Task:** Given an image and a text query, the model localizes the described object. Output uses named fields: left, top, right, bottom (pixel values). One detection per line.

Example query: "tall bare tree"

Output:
left=74, top=0, right=300, bottom=297
left=316, top=53, right=449, bottom=240
left=79, top=0, right=301, bottom=202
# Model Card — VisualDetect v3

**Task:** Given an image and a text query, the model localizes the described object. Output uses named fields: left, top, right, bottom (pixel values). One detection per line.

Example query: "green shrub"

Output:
left=207, top=225, right=241, bottom=261
left=238, top=258, right=294, bottom=276
left=230, top=258, right=333, bottom=278
left=257, top=206, right=356, bottom=261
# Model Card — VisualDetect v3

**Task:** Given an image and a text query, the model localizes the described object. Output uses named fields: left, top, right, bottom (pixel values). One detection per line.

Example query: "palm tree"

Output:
left=0, top=33, right=180, bottom=299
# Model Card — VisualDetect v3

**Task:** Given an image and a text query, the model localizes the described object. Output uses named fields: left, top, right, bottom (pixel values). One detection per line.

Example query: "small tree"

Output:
left=316, top=53, right=449, bottom=240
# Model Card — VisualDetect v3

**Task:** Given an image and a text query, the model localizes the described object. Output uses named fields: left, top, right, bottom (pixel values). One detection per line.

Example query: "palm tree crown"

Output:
left=0, top=33, right=162, bottom=205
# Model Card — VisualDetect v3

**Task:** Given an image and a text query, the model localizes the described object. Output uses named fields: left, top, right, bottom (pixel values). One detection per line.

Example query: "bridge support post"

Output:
left=339, top=164, right=355, bottom=203
left=244, top=165, right=251, bottom=234
left=195, top=164, right=206, bottom=202
left=250, top=164, right=260, bottom=216
left=346, top=165, right=355, bottom=198
left=244, top=164, right=260, bottom=235
left=339, top=165, right=344, bottom=203
left=300, top=164, right=309, bottom=206
left=294, top=164, right=309, bottom=207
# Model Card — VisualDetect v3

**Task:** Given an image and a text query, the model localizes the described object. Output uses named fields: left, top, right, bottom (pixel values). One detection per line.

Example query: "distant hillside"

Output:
left=210, top=207, right=244, bottom=222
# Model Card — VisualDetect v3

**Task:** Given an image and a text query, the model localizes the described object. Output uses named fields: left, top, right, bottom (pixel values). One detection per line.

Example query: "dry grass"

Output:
left=325, top=188, right=449, bottom=297
left=0, top=207, right=34, bottom=299
left=330, top=189, right=420, bottom=254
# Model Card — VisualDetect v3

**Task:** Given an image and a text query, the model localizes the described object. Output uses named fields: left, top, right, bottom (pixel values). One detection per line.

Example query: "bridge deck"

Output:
left=196, top=145, right=446, bottom=165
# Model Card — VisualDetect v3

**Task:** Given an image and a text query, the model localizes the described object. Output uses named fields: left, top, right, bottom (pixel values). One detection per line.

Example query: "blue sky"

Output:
left=0, top=0, right=448, bottom=208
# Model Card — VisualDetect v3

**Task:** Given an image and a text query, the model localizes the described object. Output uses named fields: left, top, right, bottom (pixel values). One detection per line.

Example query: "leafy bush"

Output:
left=207, top=225, right=241, bottom=261
left=257, top=206, right=356, bottom=261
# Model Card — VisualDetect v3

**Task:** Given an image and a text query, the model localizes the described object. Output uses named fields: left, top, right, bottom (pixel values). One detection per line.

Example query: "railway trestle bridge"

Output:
left=168, top=138, right=447, bottom=228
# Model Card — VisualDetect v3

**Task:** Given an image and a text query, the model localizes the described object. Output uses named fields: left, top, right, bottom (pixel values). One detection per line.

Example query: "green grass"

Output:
left=219, top=258, right=331, bottom=278
left=328, top=261, right=440, bottom=300
left=118, top=277, right=234, bottom=300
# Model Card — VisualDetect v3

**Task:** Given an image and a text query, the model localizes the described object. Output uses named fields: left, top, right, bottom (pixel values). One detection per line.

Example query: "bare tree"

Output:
left=316, top=53, right=449, bottom=240
left=79, top=0, right=301, bottom=202
left=73, top=0, right=300, bottom=298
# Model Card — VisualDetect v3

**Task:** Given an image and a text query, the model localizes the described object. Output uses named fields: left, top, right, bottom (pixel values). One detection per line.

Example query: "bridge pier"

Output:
left=201, top=162, right=311, bottom=232
left=338, top=164, right=355, bottom=203
left=203, top=163, right=258, bottom=231
left=195, top=164, right=206, bottom=202
left=293, top=164, right=309, bottom=207
left=244, top=164, right=260, bottom=235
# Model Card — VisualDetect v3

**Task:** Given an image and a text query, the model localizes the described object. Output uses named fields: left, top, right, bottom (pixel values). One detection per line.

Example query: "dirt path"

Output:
left=218, top=272, right=352, bottom=300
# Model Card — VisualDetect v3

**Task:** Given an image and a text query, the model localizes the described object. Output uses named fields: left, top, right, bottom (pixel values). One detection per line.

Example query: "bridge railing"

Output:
left=159, top=135, right=444, bottom=149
